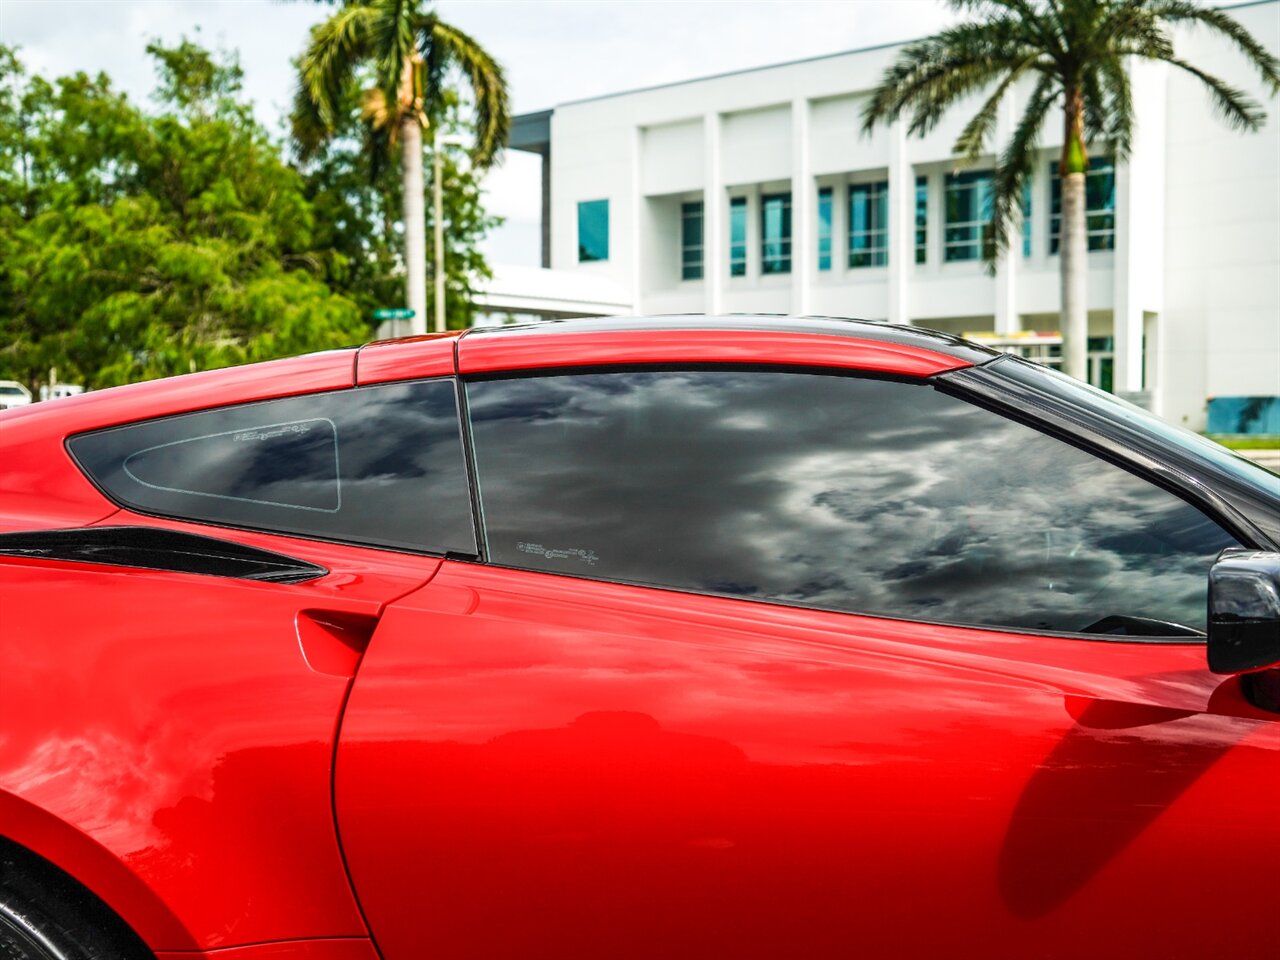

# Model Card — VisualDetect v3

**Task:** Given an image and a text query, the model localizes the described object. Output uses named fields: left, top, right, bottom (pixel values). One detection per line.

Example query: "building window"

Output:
left=848, top=181, right=888, bottom=268
left=1022, top=180, right=1032, bottom=258
left=1049, top=159, right=1115, bottom=253
left=915, top=176, right=927, bottom=264
left=681, top=201, right=703, bottom=280
left=577, top=199, right=609, bottom=262
left=729, top=197, right=747, bottom=277
left=817, top=187, right=833, bottom=271
left=760, top=192, right=792, bottom=275
left=944, top=170, right=995, bottom=262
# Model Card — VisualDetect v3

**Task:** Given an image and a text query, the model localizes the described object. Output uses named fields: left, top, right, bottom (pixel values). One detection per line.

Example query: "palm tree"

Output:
left=863, top=0, right=1278, bottom=381
left=294, top=0, right=509, bottom=334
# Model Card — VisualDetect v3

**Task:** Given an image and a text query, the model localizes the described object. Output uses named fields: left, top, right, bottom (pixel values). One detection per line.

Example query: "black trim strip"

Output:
left=453, top=376, right=488, bottom=564
left=0, top=526, right=328, bottom=584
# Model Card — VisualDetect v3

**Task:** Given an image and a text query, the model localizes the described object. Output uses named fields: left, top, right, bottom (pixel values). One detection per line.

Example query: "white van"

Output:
left=0, top=381, right=32, bottom=410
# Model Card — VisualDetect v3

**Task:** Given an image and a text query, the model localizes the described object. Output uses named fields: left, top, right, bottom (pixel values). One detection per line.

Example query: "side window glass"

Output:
left=70, top=379, right=476, bottom=556
left=466, top=370, right=1240, bottom=635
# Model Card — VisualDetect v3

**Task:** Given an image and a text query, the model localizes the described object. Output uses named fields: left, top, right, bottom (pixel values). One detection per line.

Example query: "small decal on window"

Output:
left=517, top=541, right=600, bottom=566
left=232, top=422, right=316, bottom=443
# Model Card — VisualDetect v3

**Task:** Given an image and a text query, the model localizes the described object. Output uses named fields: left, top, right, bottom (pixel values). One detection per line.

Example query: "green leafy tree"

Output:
left=862, top=0, right=1279, bottom=381
left=293, top=0, right=510, bottom=333
left=297, top=66, right=500, bottom=330
left=0, top=41, right=368, bottom=391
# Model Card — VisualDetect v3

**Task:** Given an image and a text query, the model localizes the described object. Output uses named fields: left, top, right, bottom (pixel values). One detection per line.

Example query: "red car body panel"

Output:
left=355, top=332, right=459, bottom=385
left=335, top=562, right=1280, bottom=959
left=1, top=326, right=1277, bottom=957
left=0, top=507, right=442, bottom=949
left=455, top=327, right=970, bottom=377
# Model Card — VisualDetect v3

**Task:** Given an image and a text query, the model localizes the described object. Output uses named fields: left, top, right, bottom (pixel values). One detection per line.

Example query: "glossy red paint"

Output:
left=337, top=561, right=1280, bottom=959
left=0, top=515, right=442, bottom=950
left=3, top=321, right=1278, bottom=957
left=457, top=328, right=969, bottom=377
left=153, top=938, right=379, bottom=960
left=355, top=332, right=459, bottom=384
left=0, top=349, right=357, bottom=534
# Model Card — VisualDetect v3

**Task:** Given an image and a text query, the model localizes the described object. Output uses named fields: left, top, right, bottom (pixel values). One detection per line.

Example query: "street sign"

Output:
left=372, top=308, right=415, bottom=321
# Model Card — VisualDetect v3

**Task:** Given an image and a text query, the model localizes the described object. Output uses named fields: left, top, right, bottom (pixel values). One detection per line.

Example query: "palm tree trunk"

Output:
left=1059, top=88, right=1088, bottom=382
left=1060, top=171, right=1088, bottom=380
left=401, top=116, right=428, bottom=336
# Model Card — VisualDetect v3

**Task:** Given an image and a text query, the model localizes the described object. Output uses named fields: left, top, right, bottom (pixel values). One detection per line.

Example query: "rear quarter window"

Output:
left=68, top=379, right=476, bottom=556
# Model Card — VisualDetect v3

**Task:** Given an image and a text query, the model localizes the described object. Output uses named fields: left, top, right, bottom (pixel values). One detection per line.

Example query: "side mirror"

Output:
left=1207, top=550, right=1280, bottom=674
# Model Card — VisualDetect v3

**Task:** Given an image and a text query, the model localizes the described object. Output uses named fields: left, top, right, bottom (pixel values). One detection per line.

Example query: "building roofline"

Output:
left=512, top=0, right=1277, bottom=115
left=551, top=36, right=912, bottom=111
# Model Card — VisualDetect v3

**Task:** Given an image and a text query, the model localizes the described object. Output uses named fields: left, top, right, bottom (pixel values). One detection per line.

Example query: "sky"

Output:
left=0, top=0, right=964, bottom=265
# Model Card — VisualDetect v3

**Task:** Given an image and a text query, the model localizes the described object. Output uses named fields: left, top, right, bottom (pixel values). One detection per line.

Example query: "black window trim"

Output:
left=457, top=360, right=1253, bottom=644
left=65, top=376, right=483, bottom=563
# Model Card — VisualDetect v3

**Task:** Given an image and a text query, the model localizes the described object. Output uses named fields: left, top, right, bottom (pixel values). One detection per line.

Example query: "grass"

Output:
left=1206, top=435, right=1280, bottom=450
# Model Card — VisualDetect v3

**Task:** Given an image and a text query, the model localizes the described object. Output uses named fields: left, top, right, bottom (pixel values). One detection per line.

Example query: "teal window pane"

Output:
left=915, top=175, right=927, bottom=264
left=729, top=197, right=747, bottom=277
left=681, top=201, right=704, bottom=280
left=944, top=170, right=995, bottom=262
left=1022, top=180, right=1032, bottom=258
left=1049, top=159, right=1115, bottom=254
left=761, top=192, right=791, bottom=275
left=817, top=187, right=833, bottom=271
left=848, top=180, right=888, bottom=268
left=577, top=199, right=609, bottom=262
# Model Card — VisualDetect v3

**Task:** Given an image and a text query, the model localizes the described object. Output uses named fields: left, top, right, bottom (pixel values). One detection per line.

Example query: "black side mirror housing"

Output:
left=1207, top=550, right=1280, bottom=675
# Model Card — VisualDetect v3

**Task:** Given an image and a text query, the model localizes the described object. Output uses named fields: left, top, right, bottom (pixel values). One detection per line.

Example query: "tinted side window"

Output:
left=467, top=370, right=1239, bottom=634
left=70, top=379, right=476, bottom=556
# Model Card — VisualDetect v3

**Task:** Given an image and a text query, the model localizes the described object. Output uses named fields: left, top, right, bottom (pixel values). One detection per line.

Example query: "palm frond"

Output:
left=1096, top=56, right=1133, bottom=162
left=1099, top=2, right=1174, bottom=62
left=1080, top=64, right=1110, bottom=148
left=424, top=18, right=511, bottom=168
left=365, top=113, right=395, bottom=184
left=291, top=78, right=331, bottom=160
left=953, top=54, right=1049, bottom=162
left=369, top=0, right=419, bottom=120
left=948, top=0, right=1066, bottom=61
left=1145, top=0, right=1280, bottom=95
left=861, top=18, right=1039, bottom=136
left=1164, top=56, right=1267, bottom=132
left=988, top=72, right=1058, bottom=265
left=298, top=3, right=374, bottom=131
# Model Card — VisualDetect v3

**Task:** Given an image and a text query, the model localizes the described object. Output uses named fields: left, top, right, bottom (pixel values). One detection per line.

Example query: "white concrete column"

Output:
left=886, top=117, right=911, bottom=325
left=629, top=125, right=644, bottom=314
left=1114, top=59, right=1167, bottom=395
left=791, top=97, right=813, bottom=315
left=1113, top=158, right=1141, bottom=389
left=703, top=112, right=724, bottom=316
left=994, top=97, right=1020, bottom=335
left=1111, top=144, right=1152, bottom=391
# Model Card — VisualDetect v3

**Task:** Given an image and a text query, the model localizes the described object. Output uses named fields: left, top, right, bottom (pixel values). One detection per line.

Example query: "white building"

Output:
left=507, top=0, right=1280, bottom=431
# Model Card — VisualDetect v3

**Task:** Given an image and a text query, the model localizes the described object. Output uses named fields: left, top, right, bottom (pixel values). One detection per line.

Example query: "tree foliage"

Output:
left=294, top=65, right=500, bottom=328
left=292, top=0, right=510, bottom=333
left=0, top=35, right=498, bottom=391
left=292, top=0, right=509, bottom=169
left=863, top=0, right=1280, bottom=261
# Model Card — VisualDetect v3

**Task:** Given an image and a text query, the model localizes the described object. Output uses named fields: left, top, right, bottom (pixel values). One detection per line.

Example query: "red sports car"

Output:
left=2, top=316, right=1278, bottom=960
